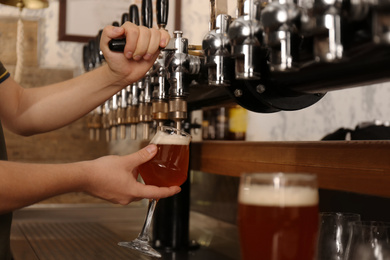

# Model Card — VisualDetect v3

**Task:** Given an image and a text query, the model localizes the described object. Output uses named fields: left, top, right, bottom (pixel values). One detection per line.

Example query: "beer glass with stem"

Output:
left=238, top=173, right=319, bottom=260
left=118, top=126, right=191, bottom=258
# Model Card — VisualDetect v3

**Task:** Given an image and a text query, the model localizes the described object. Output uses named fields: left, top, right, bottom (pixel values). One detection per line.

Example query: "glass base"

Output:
left=118, top=239, right=162, bottom=258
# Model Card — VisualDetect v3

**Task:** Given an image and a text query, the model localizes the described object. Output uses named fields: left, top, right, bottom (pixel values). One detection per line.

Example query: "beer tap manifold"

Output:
left=191, top=0, right=390, bottom=114
left=163, top=31, right=201, bottom=129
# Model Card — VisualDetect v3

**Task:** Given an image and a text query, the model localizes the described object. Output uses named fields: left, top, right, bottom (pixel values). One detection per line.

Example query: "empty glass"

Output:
left=345, top=221, right=390, bottom=260
left=316, top=212, right=361, bottom=260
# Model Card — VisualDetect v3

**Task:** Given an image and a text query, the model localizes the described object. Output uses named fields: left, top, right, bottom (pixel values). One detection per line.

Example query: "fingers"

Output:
left=121, top=22, right=170, bottom=61
left=100, top=25, right=125, bottom=53
left=135, top=183, right=182, bottom=200
left=129, top=144, right=158, bottom=166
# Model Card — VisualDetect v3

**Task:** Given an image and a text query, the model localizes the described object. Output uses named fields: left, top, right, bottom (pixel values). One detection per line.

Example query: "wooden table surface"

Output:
left=10, top=204, right=240, bottom=260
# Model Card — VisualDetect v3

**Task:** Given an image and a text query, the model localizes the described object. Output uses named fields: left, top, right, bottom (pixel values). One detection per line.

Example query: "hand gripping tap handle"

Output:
left=108, top=0, right=168, bottom=52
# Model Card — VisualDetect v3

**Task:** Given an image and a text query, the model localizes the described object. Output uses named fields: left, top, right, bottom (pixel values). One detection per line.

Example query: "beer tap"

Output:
left=371, top=0, right=390, bottom=44
left=151, top=0, right=169, bottom=128
left=138, top=0, right=154, bottom=139
left=261, top=0, right=301, bottom=71
left=108, top=93, right=118, bottom=140
left=228, top=0, right=265, bottom=80
left=300, top=0, right=344, bottom=62
left=126, top=83, right=139, bottom=140
left=107, top=21, right=127, bottom=141
left=84, top=38, right=104, bottom=141
left=123, top=5, right=141, bottom=140
left=202, top=8, right=232, bottom=86
left=163, top=31, right=201, bottom=130
left=102, top=98, right=111, bottom=142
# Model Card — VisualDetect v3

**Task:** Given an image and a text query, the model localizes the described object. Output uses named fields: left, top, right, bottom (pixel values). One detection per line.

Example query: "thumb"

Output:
left=131, top=144, right=157, bottom=166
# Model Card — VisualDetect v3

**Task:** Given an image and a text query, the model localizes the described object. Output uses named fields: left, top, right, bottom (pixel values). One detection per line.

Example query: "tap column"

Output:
left=164, top=31, right=201, bottom=129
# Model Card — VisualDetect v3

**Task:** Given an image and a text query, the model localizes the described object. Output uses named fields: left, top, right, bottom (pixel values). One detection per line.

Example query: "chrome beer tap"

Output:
left=108, top=18, right=130, bottom=141
left=300, top=0, right=344, bottom=62
left=202, top=10, right=233, bottom=86
left=126, top=83, right=140, bottom=140
left=115, top=13, right=131, bottom=140
left=151, top=0, right=169, bottom=127
left=84, top=37, right=105, bottom=141
left=83, top=43, right=102, bottom=141
left=138, top=0, right=154, bottom=139
left=163, top=31, right=201, bottom=129
left=108, top=93, right=118, bottom=140
left=261, top=0, right=301, bottom=71
left=371, top=0, right=390, bottom=44
left=228, top=0, right=265, bottom=79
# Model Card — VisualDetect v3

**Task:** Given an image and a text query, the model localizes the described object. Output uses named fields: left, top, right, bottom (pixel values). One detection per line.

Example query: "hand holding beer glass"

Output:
left=238, top=173, right=319, bottom=260
left=118, top=126, right=191, bottom=258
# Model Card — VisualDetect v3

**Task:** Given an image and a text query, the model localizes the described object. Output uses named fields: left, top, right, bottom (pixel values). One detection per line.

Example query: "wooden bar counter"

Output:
left=191, top=140, right=390, bottom=198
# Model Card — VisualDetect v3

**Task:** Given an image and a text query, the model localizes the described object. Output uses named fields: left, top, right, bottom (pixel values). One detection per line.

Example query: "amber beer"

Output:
left=138, top=127, right=191, bottom=187
left=238, top=173, right=319, bottom=260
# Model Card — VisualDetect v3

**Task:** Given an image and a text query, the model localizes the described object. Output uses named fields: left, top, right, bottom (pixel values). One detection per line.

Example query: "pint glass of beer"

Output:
left=238, top=173, right=319, bottom=260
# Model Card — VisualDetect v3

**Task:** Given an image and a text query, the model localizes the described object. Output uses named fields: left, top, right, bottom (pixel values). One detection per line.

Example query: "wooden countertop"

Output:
left=191, top=141, right=390, bottom=198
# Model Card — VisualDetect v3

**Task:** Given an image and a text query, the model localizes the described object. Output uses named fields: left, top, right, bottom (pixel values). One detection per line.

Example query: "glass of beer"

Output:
left=238, top=173, right=319, bottom=260
left=118, top=126, right=191, bottom=258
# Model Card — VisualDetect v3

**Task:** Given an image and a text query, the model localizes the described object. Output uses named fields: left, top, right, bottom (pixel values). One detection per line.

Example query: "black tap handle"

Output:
left=129, top=4, right=140, bottom=26
left=156, top=0, right=169, bottom=29
left=142, top=0, right=153, bottom=28
left=109, top=21, right=125, bottom=52
left=108, top=38, right=126, bottom=52
left=121, top=13, right=129, bottom=25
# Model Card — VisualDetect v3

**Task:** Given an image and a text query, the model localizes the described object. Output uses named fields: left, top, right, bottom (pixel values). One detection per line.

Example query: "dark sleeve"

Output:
left=0, top=61, right=10, bottom=84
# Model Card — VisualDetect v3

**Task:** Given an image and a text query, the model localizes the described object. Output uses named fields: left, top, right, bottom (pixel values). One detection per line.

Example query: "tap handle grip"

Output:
left=129, top=4, right=140, bottom=25
left=108, top=21, right=125, bottom=52
left=121, top=13, right=129, bottom=25
left=108, top=38, right=125, bottom=52
left=142, top=0, right=153, bottom=28
left=156, top=0, right=169, bottom=29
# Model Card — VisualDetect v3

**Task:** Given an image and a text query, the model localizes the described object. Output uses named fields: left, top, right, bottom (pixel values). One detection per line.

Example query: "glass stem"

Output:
left=137, top=199, right=158, bottom=242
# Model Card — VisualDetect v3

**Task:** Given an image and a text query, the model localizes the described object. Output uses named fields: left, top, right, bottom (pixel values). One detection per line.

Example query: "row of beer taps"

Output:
left=84, top=0, right=390, bottom=141
left=204, top=0, right=390, bottom=83
left=84, top=0, right=201, bottom=141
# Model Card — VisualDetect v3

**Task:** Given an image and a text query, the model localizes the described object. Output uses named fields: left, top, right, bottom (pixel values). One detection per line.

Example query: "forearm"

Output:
left=0, top=160, right=89, bottom=214
left=3, top=65, right=124, bottom=135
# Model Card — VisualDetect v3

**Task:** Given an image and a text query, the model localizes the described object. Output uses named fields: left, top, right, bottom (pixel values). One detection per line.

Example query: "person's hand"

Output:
left=100, top=22, right=170, bottom=86
left=83, top=144, right=181, bottom=205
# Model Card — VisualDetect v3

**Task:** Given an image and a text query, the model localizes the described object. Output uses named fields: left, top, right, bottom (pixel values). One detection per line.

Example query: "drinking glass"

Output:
left=316, top=212, right=361, bottom=260
left=237, top=173, right=319, bottom=260
left=345, top=221, right=390, bottom=260
left=118, top=126, right=191, bottom=258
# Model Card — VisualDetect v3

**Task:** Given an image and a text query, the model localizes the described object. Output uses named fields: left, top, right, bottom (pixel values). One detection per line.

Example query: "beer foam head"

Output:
left=151, top=129, right=191, bottom=145
left=239, top=185, right=318, bottom=207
